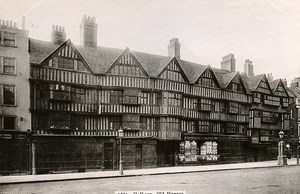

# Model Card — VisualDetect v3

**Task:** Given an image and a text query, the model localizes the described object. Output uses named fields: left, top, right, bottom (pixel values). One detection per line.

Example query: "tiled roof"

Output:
left=29, top=38, right=252, bottom=93
left=29, top=39, right=60, bottom=64
left=286, top=87, right=297, bottom=98
left=178, top=59, right=208, bottom=83
left=269, top=79, right=281, bottom=93
left=246, top=74, right=265, bottom=91
left=77, top=45, right=123, bottom=74
left=222, top=71, right=238, bottom=88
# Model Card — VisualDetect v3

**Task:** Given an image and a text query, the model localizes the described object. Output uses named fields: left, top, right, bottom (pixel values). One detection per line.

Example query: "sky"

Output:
left=1, top=0, right=300, bottom=85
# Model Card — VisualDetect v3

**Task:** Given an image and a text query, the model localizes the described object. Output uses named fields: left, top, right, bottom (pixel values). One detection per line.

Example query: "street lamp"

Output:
left=277, top=131, right=287, bottom=166
left=118, top=127, right=124, bottom=175
left=297, top=137, right=300, bottom=165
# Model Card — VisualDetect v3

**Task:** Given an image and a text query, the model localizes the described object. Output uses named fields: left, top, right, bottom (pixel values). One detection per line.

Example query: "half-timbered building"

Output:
left=0, top=15, right=292, bottom=174
left=245, top=75, right=291, bottom=161
left=27, top=16, right=259, bottom=173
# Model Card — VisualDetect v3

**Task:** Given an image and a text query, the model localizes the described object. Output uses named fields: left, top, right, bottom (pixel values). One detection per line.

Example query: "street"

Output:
left=1, top=166, right=299, bottom=194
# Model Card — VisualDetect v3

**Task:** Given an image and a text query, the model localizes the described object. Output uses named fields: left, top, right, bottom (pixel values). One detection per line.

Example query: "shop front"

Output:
left=178, top=134, right=249, bottom=165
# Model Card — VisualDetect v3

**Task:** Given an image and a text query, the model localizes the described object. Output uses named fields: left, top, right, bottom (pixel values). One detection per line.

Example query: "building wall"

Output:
left=0, top=22, right=30, bottom=132
left=0, top=21, right=30, bottom=175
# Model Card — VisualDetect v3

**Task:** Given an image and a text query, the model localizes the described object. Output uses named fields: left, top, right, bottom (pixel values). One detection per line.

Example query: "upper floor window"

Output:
left=110, top=91, right=123, bottom=104
left=49, top=84, right=71, bottom=101
left=164, top=92, right=182, bottom=107
left=2, top=57, right=16, bottom=74
left=228, top=102, right=241, bottom=114
left=0, top=115, right=16, bottom=130
left=196, top=69, right=218, bottom=88
left=49, top=56, right=88, bottom=72
left=0, top=31, right=17, bottom=47
left=71, top=87, right=85, bottom=103
left=262, top=111, right=278, bottom=123
left=123, top=90, right=140, bottom=105
left=0, top=85, right=16, bottom=105
left=159, top=60, right=186, bottom=82
left=199, top=99, right=212, bottom=111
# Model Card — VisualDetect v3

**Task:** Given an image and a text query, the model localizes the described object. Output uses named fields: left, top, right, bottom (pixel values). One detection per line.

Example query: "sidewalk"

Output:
left=0, top=158, right=299, bottom=185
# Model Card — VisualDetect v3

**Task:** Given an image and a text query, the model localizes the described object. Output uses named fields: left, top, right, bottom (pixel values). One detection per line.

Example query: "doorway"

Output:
left=135, top=144, right=142, bottom=169
left=104, top=143, right=113, bottom=169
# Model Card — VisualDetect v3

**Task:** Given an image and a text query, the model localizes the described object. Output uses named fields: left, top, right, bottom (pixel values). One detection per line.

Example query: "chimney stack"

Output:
left=221, top=54, right=236, bottom=72
left=267, top=73, right=274, bottom=81
left=51, top=25, right=66, bottom=44
left=282, top=78, right=287, bottom=87
left=22, top=16, right=25, bottom=30
left=168, top=38, right=181, bottom=59
left=244, top=59, right=254, bottom=76
left=80, top=15, right=98, bottom=48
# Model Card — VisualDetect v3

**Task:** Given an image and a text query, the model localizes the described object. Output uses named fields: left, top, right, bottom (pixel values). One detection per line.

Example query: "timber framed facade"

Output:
left=0, top=15, right=294, bottom=174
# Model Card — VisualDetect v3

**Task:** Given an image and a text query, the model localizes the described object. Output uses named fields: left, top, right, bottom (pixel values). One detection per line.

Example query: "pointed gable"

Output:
left=224, top=72, right=247, bottom=93
left=106, top=48, right=148, bottom=77
left=256, top=75, right=272, bottom=94
left=195, top=67, right=220, bottom=88
left=158, top=58, right=189, bottom=83
left=40, top=40, right=92, bottom=73
left=270, top=79, right=289, bottom=97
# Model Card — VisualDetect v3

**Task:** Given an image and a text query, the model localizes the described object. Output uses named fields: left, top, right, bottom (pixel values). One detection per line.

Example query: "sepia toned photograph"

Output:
left=0, top=0, right=300, bottom=193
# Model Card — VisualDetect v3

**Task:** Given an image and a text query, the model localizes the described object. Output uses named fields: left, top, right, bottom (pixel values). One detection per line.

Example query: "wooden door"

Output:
left=104, top=143, right=113, bottom=169
left=135, top=144, right=142, bottom=169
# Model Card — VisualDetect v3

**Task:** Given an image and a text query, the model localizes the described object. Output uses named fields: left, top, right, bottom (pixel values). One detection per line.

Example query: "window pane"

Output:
left=3, top=86, right=15, bottom=105
left=3, top=58, right=15, bottom=74
left=4, top=117, right=15, bottom=130
left=4, top=32, right=16, bottom=47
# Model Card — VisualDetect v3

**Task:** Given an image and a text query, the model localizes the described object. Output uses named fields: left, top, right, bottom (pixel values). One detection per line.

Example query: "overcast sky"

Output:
left=1, top=0, right=300, bottom=84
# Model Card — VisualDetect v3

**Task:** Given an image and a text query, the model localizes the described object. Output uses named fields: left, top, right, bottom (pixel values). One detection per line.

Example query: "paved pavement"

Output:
left=0, top=158, right=298, bottom=184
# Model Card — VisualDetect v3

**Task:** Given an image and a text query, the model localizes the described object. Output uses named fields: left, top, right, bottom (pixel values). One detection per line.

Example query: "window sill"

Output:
left=0, top=104, right=17, bottom=107
left=0, top=45, right=17, bottom=48
left=0, top=73, right=17, bottom=76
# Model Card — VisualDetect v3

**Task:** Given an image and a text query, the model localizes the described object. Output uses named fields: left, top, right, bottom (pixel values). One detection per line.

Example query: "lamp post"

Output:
left=118, top=127, right=124, bottom=175
left=277, top=131, right=287, bottom=166
left=297, top=137, right=300, bottom=165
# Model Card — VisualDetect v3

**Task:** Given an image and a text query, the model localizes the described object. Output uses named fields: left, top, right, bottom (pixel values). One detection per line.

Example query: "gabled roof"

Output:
left=210, top=67, right=230, bottom=88
left=157, top=57, right=190, bottom=82
left=30, top=38, right=60, bottom=64
left=269, top=79, right=281, bottom=93
left=222, top=71, right=238, bottom=88
left=28, top=38, right=251, bottom=93
left=178, top=60, right=208, bottom=83
left=77, top=45, right=123, bottom=74
left=246, top=74, right=265, bottom=91
left=131, top=51, right=169, bottom=77
left=286, top=87, right=296, bottom=98
left=269, top=79, right=290, bottom=97
left=105, top=47, right=149, bottom=77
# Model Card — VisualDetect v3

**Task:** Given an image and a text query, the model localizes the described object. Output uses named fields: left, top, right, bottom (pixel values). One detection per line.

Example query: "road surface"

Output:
left=1, top=166, right=299, bottom=194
